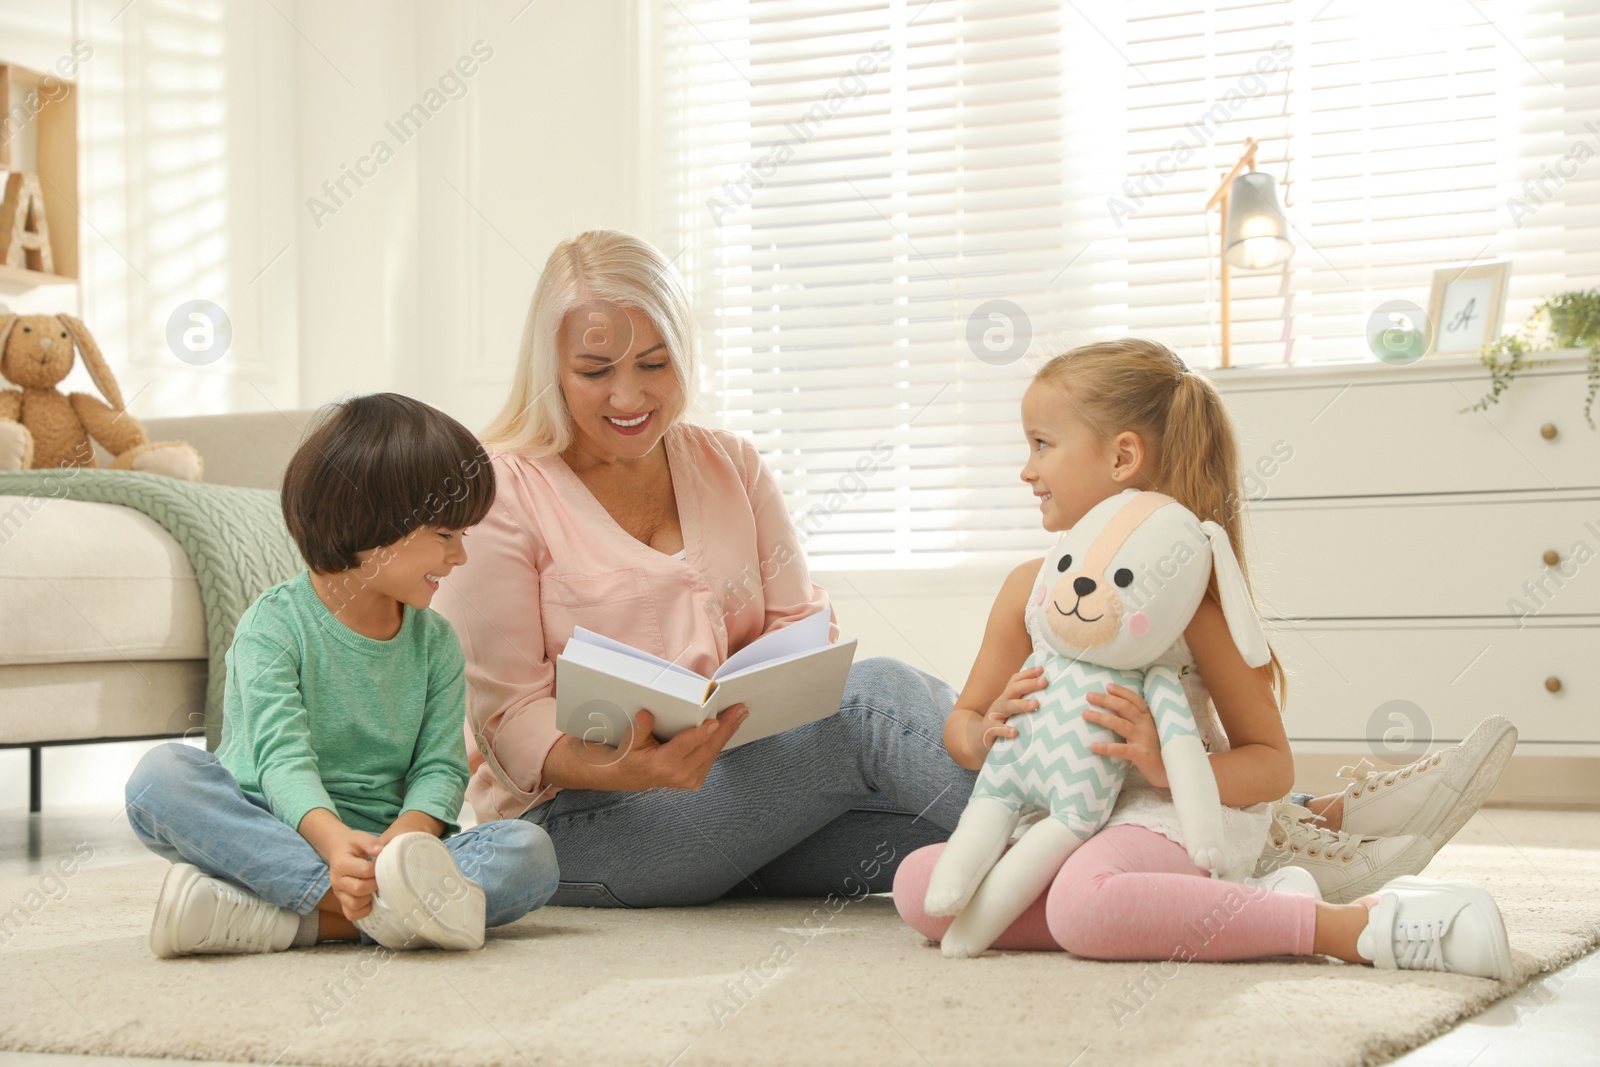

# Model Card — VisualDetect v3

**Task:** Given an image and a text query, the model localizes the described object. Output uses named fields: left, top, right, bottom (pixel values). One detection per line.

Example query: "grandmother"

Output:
left=433, top=229, right=979, bottom=907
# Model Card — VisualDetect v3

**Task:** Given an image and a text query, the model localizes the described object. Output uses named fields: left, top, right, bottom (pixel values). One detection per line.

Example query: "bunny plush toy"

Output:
left=926, top=488, right=1271, bottom=958
left=0, top=311, right=201, bottom=480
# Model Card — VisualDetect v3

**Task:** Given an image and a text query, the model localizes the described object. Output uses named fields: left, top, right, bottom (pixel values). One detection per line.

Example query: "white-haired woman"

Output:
left=432, top=230, right=978, bottom=906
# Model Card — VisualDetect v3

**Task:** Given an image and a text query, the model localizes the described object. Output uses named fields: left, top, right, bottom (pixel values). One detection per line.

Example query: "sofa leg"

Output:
left=29, top=746, right=41, bottom=814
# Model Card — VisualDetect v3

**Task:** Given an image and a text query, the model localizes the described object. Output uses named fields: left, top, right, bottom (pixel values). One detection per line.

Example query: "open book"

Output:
left=554, top=610, right=857, bottom=749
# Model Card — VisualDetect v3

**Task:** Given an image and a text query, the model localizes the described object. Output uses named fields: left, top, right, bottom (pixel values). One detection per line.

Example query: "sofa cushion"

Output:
left=141, top=410, right=315, bottom=491
left=0, top=660, right=204, bottom=744
left=0, top=495, right=207, bottom=665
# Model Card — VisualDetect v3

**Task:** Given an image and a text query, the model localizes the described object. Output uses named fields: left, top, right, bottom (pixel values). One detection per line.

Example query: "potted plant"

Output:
left=1465, top=289, right=1600, bottom=428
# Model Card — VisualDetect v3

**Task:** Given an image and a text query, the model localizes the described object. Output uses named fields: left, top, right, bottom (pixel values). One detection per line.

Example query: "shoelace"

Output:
left=203, top=878, right=285, bottom=951
left=1264, top=801, right=1370, bottom=863
left=1392, top=918, right=1448, bottom=971
left=1337, top=752, right=1445, bottom=798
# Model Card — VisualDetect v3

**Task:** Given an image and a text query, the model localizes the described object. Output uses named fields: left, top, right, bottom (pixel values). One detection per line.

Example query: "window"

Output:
left=656, top=0, right=1600, bottom=568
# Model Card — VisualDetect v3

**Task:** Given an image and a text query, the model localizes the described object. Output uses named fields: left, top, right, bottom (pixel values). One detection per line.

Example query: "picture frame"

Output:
left=1426, top=260, right=1512, bottom=357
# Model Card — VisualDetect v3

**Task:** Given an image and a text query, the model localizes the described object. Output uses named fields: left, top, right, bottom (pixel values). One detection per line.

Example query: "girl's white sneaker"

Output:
left=1257, top=801, right=1435, bottom=904
left=355, top=832, right=485, bottom=951
left=1356, top=875, right=1513, bottom=982
left=1337, top=715, right=1518, bottom=852
left=149, top=863, right=300, bottom=958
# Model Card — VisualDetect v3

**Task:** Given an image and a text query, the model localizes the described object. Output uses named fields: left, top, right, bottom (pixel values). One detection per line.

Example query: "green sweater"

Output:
left=216, top=571, right=469, bottom=836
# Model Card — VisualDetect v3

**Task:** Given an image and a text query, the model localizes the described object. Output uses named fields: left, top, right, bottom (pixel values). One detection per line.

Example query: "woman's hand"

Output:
left=617, top=705, right=748, bottom=790
left=1085, top=683, right=1168, bottom=788
left=978, top=665, right=1048, bottom=751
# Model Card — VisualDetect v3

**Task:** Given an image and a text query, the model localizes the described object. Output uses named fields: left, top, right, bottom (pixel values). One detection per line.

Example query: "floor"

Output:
left=2, top=806, right=1597, bottom=1067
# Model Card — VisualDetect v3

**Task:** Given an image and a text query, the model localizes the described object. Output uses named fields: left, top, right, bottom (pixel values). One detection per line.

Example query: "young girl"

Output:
left=124, top=393, right=559, bottom=956
left=893, top=340, right=1512, bottom=979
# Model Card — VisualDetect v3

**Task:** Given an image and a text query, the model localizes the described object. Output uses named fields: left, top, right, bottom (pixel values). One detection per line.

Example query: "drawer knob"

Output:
left=1544, top=549, right=1562, bottom=567
left=1545, top=676, right=1563, bottom=693
left=1541, top=423, right=1558, bottom=440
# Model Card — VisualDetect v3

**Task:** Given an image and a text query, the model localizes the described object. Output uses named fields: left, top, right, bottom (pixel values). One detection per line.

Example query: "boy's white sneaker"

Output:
left=1357, top=875, right=1513, bottom=982
left=1336, top=715, right=1518, bottom=852
left=355, top=832, right=485, bottom=951
left=1256, top=802, right=1435, bottom=904
left=149, top=863, right=300, bottom=958
left=1242, top=864, right=1323, bottom=900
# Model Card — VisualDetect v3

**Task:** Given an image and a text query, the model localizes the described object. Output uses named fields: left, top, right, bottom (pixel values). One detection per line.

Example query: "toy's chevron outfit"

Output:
left=924, top=489, right=1274, bottom=958
left=970, top=645, right=1194, bottom=836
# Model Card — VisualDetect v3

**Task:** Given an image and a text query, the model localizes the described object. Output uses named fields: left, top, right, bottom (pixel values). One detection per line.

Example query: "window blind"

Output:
left=1125, top=0, right=1598, bottom=365
left=656, top=0, right=1600, bottom=568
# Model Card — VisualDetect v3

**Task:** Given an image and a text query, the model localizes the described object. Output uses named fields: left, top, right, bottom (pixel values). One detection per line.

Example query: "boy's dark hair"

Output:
left=281, top=393, right=496, bottom=573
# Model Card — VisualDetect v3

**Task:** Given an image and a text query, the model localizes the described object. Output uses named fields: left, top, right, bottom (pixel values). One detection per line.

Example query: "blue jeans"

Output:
left=126, top=743, right=558, bottom=928
left=521, top=656, right=980, bottom=907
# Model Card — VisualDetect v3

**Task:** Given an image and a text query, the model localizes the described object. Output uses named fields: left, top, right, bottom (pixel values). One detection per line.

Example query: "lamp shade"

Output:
left=1223, top=171, right=1293, bottom=270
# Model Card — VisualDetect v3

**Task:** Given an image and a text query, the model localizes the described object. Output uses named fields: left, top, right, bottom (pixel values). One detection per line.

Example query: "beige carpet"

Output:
left=2, top=809, right=1597, bottom=1067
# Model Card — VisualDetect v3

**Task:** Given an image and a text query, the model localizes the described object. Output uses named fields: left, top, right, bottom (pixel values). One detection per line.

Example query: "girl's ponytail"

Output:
left=1162, top=370, right=1241, bottom=556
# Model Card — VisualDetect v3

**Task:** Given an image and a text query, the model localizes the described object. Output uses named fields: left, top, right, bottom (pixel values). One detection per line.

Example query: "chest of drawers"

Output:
left=1215, top=351, right=1599, bottom=798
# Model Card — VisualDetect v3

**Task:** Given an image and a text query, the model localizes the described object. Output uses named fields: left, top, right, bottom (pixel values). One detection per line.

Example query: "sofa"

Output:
left=0, top=411, right=314, bottom=811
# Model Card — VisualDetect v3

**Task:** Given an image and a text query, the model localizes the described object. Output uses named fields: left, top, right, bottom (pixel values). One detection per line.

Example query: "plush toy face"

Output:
left=1028, top=489, right=1213, bottom=670
left=0, top=315, right=78, bottom=389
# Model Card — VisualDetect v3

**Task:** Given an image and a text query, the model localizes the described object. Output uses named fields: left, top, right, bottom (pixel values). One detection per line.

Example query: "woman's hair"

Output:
left=1033, top=338, right=1286, bottom=705
left=282, top=392, right=495, bottom=574
left=481, top=229, right=700, bottom=456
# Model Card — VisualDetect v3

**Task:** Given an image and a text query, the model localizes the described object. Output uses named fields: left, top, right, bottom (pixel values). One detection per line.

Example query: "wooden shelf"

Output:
left=0, top=262, right=76, bottom=288
left=0, top=59, right=79, bottom=284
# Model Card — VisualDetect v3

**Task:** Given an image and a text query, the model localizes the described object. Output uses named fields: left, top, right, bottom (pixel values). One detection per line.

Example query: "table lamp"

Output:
left=1205, top=137, right=1294, bottom=368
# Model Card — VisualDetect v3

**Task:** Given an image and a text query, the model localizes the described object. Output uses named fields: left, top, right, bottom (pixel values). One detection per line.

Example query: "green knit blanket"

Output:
left=0, top=469, right=303, bottom=749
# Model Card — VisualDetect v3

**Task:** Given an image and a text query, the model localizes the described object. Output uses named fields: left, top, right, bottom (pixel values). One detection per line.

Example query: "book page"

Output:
left=707, top=638, right=857, bottom=745
left=712, top=609, right=832, bottom=681
left=559, top=639, right=712, bottom=705
left=568, top=626, right=709, bottom=684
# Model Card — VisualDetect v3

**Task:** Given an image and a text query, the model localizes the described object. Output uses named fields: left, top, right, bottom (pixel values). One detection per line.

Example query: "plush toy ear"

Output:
left=1199, top=520, right=1271, bottom=668
left=56, top=314, right=125, bottom=410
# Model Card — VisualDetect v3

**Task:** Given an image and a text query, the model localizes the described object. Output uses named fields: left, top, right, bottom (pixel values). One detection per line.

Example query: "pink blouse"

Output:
left=432, top=421, right=839, bottom=823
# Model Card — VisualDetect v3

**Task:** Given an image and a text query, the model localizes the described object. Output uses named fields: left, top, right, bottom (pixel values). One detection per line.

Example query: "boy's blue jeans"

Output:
left=125, top=743, right=558, bottom=929
left=522, top=656, right=981, bottom=907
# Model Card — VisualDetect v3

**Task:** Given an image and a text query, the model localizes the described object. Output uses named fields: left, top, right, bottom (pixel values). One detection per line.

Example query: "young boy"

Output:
left=124, top=393, right=558, bottom=956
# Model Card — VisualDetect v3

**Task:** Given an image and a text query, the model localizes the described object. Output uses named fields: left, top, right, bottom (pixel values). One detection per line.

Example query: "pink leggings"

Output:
left=892, top=824, right=1317, bottom=960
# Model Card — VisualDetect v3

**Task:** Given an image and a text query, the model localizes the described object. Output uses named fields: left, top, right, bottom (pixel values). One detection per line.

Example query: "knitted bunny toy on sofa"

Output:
left=0, top=311, right=202, bottom=480
left=925, top=488, right=1271, bottom=958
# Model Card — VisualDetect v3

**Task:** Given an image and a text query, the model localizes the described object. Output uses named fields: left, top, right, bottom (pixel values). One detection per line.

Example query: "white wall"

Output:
left=290, top=0, right=646, bottom=429
left=1, top=0, right=645, bottom=425
left=0, top=0, right=648, bottom=811
left=0, top=0, right=302, bottom=413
